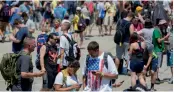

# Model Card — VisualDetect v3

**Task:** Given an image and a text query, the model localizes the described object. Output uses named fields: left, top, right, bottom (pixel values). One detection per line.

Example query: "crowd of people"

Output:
left=0, top=0, right=173, bottom=91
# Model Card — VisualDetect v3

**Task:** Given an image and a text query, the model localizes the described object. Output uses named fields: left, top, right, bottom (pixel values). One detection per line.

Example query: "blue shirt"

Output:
left=19, top=4, right=30, bottom=13
left=54, top=6, right=67, bottom=20
left=10, top=8, right=21, bottom=25
left=36, top=34, right=48, bottom=54
left=12, top=27, right=29, bottom=53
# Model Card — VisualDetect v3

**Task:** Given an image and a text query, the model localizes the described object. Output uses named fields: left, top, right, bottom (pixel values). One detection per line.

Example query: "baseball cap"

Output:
left=158, top=20, right=167, bottom=25
left=76, top=7, right=81, bottom=11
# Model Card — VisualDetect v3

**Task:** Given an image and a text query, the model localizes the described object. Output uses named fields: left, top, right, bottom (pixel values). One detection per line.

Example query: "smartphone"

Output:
left=91, top=71, right=96, bottom=74
left=79, top=84, right=82, bottom=86
left=120, top=81, right=124, bottom=83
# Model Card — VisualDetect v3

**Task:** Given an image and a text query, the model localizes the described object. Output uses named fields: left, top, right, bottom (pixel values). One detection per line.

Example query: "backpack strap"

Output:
left=84, top=55, right=90, bottom=85
left=62, top=69, right=68, bottom=87
left=63, top=34, right=73, bottom=43
left=138, top=42, right=143, bottom=51
left=103, top=52, right=108, bottom=69
left=103, top=52, right=116, bottom=86
left=62, top=69, right=78, bottom=87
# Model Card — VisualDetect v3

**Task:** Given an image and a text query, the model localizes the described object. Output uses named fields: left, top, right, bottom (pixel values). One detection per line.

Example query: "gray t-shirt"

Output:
left=141, top=28, right=154, bottom=44
left=15, top=54, right=33, bottom=91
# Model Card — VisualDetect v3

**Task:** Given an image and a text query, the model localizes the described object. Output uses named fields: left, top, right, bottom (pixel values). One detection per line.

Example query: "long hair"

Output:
left=129, top=32, right=139, bottom=44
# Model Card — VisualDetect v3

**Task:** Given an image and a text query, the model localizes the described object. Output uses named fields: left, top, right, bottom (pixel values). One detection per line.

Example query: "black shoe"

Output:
left=1, top=36, right=5, bottom=43
left=151, top=88, right=157, bottom=91
left=155, top=78, right=164, bottom=84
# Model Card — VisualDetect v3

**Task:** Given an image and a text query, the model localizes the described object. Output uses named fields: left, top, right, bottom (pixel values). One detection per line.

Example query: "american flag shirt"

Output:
left=83, top=52, right=118, bottom=91
left=87, top=57, right=103, bottom=91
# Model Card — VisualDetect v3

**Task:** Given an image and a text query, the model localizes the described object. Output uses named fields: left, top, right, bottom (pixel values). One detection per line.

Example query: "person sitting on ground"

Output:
left=54, top=61, right=81, bottom=91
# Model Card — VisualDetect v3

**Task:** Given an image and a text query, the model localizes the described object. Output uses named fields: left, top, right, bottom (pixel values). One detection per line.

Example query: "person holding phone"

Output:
left=54, top=61, right=81, bottom=91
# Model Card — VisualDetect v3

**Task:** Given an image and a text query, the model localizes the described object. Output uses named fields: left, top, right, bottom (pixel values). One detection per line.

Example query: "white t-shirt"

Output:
left=54, top=72, right=79, bottom=90
left=82, top=52, right=118, bottom=91
left=26, top=19, right=35, bottom=30
left=60, top=33, right=72, bottom=66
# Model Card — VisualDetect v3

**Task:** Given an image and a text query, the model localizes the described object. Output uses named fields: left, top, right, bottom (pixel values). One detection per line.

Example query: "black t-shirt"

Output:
left=16, top=54, right=33, bottom=91
left=122, top=19, right=131, bottom=43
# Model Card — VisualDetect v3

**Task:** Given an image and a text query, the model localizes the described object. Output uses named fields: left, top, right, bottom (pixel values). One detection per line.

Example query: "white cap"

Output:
left=61, top=19, right=71, bottom=24
left=76, top=7, right=81, bottom=11
left=158, top=20, right=167, bottom=25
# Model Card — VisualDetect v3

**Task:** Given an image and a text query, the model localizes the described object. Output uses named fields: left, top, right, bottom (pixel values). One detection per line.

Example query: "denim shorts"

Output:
left=167, top=50, right=173, bottom=67
left=156, top=52, right=163, bottom=68
left=150, top=58, right=158, bottom=72
left=130, top=60, right=144, bottom=73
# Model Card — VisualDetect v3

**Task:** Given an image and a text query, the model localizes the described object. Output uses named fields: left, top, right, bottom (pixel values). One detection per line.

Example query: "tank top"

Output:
left=44, top=43, right=58, bottom=72
left=131, top=42, right=144, bottom=62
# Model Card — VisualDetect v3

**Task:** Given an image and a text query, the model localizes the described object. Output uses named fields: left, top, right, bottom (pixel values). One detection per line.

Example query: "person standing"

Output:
left=115, top=12, right=134, bottom=74
left=152, top=19, right=170, bottom=84
left=11, top=37, right=44, bottom=91
left=83, top=41, right=118, bottom=91
left=40, top=33, right=59, bottom=91
left=9, top=19, right=29, bottom=54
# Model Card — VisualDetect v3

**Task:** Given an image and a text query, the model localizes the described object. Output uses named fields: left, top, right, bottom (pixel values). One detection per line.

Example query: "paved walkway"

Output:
left=0, top=26, right=173, bottom=91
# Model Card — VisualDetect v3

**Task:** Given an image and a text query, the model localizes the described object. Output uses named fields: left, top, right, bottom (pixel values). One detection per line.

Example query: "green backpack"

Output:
left=0, top=51, right=27, bottom=90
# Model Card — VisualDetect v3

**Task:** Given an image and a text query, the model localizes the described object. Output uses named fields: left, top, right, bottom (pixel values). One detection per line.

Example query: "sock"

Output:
left=151, top=83, right=154, bottom=89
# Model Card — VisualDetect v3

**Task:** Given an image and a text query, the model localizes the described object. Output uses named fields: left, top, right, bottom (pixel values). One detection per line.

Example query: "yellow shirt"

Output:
left=105, top=2, right=116, bottom=17
left=72, top=14, right=85, bottom=31
left=73, top=15, right=79, bottom=31
left=51, top=0, right=58, bottom=14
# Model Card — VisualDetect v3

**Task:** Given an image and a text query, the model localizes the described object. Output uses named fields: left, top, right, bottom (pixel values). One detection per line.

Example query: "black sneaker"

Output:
left=151, top=88, right=157, bottom=91
left=1, top=36, right=5, bottom=43
left=155, top=78, right=164, bottom=84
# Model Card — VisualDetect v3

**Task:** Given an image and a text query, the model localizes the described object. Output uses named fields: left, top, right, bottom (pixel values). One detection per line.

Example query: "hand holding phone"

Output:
left=91, top=71, right=96, bottom=74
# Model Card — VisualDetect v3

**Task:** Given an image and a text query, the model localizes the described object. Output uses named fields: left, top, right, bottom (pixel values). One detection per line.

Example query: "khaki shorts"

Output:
left=0, top=21, right=8, bottom=32
left=103, top=15, right=113, bottom=26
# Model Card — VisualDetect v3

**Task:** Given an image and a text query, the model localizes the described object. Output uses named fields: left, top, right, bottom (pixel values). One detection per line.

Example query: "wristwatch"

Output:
left=100, top=72, right=104, bottom=77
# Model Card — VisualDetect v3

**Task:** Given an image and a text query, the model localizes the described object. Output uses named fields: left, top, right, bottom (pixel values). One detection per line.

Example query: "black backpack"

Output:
left=114, top=20, right=129, bottom=45
left=78, top=15, right=86, bottom=32
left=63, top=35, right=81, bottom=62
left=85, top=52, right=117, bottom=86
left=0, top=4, right=11, bottom=22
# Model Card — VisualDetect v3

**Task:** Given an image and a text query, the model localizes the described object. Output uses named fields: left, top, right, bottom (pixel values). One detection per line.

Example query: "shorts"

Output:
left=96, top=17, right=103, bottom=25
left=130, top=61, right=144, bottom=73
left=103, top=15, right=113, bottom=26
left=85, top=19, right=90, bottom=26
left=74, top=30, right=83, bottom=34
left=0, top=21, right=8, bottom=32
left=42, top=72, right=57, bottom=89
left=167, top=50, right=173, bottom=67
left=156, top=52, right=163, bottom=68
left=116, top=42, right=129, bottom=61
left=150, top=58, right=158, bottom=72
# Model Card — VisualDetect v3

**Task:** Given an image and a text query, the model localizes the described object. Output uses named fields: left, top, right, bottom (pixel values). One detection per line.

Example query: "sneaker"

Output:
left=155, top=78, right=162, bottom=84
left=168, top=78, right=173, bottom=84
left=1, top=36, right=5, bottom=43
left=151, top=88, right=157, bottom=91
